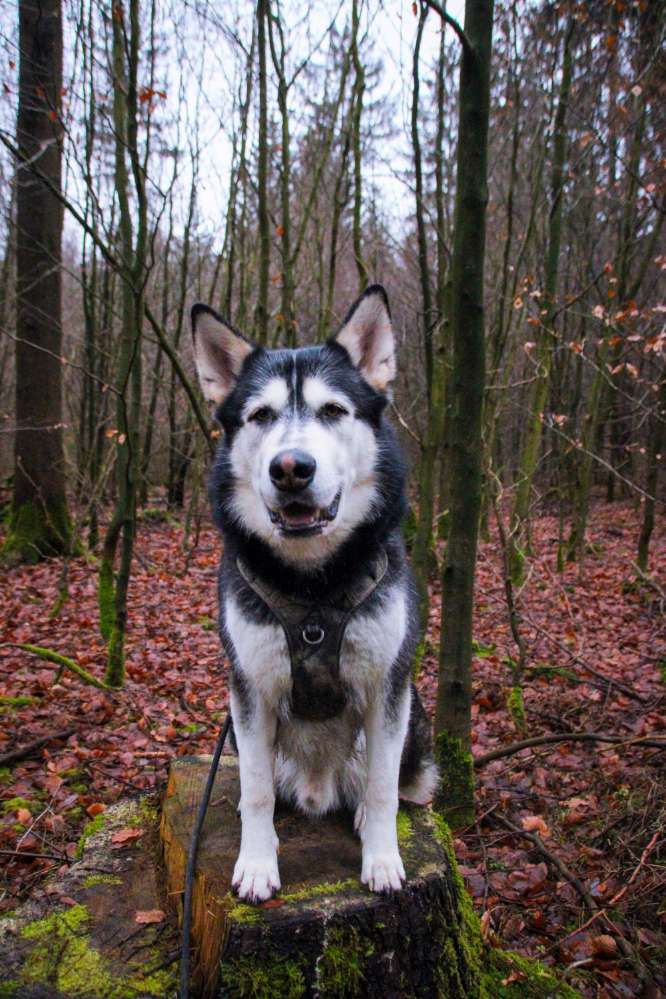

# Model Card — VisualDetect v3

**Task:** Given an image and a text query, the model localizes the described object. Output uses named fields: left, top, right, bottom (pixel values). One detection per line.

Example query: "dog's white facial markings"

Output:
left=242, top=377, right=289, bottom=421
left=301, top=375, right=351, bottom=414
left=227, top=373, right=379, bottom=566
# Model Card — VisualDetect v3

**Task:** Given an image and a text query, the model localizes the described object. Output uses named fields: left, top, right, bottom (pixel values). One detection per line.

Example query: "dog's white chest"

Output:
left=225, top=583, right=407, bottom=713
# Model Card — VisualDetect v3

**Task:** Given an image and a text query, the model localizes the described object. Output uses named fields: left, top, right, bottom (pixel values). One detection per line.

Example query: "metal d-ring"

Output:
left=302, top=623, right=325, bottom=645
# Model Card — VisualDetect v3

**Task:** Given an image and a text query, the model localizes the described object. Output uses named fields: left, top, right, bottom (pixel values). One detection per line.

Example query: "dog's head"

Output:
left=191, top=285, right=399, bottom=566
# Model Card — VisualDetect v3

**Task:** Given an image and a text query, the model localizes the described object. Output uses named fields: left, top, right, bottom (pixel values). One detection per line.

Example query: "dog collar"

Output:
left=236, top=549, right=389, bottom=722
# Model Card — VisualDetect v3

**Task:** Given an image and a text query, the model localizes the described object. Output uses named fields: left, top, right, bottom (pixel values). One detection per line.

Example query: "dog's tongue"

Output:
left=283, top=502, right=317, bottom=526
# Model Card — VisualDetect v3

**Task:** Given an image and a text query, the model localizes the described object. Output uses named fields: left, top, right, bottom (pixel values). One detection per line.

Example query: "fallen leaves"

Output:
left=111, top=827, right=144, bottom=846
left=134, top=909, right=165, bottom=924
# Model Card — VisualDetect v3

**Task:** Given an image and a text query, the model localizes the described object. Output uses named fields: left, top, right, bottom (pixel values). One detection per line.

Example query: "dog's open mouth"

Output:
left=268, top=491, right=341, bottom=535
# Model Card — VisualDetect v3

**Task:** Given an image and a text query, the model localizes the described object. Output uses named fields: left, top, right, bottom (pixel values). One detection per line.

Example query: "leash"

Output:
left=179, top=711, right=231, bottom=999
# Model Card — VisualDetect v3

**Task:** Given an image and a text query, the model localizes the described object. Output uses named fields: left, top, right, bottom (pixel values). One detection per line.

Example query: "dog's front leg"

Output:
left=359, top=684, right=411, bottom=893
left=231, top=689, right=280, bottom=903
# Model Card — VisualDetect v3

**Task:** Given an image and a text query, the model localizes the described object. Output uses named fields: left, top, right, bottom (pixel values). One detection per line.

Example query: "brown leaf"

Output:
left=260, top=897, right=286, bottom=909
left=17, top=808, right=32, bottom=825
left=111, top=827, right=144, bottom=845
left=591, top=934, right=617, bottom=958
left=521, top=815, right=550, bottom=837
left=86, top=802, right=106, bottom=818
left=135, top=909, right=166, bottom=924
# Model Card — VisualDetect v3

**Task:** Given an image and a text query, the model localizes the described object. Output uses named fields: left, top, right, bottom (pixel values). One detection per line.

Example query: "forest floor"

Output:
left=0, top=500, right=664, bottom=998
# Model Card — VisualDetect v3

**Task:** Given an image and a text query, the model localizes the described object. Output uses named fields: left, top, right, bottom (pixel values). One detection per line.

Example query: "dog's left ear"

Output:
left=335, top=285, right=396, bottom=393
left=191, top=304, right=254, bottom=405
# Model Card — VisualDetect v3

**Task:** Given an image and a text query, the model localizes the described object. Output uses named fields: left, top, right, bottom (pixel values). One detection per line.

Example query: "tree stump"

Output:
left=0, top=796, right=179, bottom=998
left=161, top=754, right=482, bottom=999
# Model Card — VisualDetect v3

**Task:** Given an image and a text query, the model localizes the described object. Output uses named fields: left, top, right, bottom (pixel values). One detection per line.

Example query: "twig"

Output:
left=475, top=731, right=666, bottom=767
left=423, top=0, right=473, bottom=58
left=16, top=644, right=112, bottom=690
left=490, top=812, right=598, bottom=911
left=0, top=729, right=76, bottom=767
left=0, top=849, right=69, bottom=862
left=544, top=832, right=659, bottom=954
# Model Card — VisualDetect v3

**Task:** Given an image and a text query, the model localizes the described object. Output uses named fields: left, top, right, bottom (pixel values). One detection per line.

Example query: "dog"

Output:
left=191, top=284, right=437, bottom=903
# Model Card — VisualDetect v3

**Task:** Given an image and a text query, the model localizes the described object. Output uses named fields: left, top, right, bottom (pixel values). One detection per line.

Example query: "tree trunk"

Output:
left=253, top=0, right=270, bottom=344
left=350, top=0, right=368, bottom=291
left=434, top=0, right=494, bottom=830
left=3, top=0, right=73, bottom=564
left=508, top=20, right=574, bottom=583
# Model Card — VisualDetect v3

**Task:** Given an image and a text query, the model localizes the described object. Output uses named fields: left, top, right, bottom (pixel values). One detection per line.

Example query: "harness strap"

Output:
left=236, top=549, right=388, bottom=722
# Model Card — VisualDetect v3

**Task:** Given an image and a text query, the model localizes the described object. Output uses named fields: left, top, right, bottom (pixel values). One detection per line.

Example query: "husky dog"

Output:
left=191, top=285, right=437, bottom=903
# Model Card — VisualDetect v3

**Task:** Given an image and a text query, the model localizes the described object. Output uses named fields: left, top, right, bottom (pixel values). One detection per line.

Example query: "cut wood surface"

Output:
left=161, top=754, right=480, bottom=999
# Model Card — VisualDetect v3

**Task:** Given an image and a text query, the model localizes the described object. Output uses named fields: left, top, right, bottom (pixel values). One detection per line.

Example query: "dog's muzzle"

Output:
left=268, top=490, right=341, bottom=535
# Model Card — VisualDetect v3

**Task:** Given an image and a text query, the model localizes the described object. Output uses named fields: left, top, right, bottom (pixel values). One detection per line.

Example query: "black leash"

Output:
left=179, top=712, right=231, bottom=999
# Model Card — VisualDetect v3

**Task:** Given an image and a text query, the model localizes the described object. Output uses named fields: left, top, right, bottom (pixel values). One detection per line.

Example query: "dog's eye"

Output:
left=319, top=403, right=348, bottom=421
left=248, top=406, right=275, bottom=425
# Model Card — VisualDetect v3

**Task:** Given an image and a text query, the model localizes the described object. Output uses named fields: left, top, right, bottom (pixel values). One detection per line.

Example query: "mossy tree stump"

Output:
left=161, top=755, right=482, bottom=999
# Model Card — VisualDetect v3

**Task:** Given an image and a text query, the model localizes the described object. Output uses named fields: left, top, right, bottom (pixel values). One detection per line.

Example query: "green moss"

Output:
left=19, top=903, right=176, bottom=997
left=224, top=895, right=263, bottom=925
left=0, top=767, right=12, bottom=785
left=0, top=981, right=18, bottom=998
left=317, top=927, right=367, bottom=998
left=219, top=955, right=305, bottom=999
left=76, top=812, right=106, bottom=857
left=433, top=732, right=476, bottom=830
left=105, top=625, right=126, bottom=689
left=0, top=695, right=36, bottom=710
left=280, top=878, right=357, bottom=904
left=2, top=797, right=34, bottom=816
left=431, top=812, right=483, bottom=995
left=430, top=814, right=581, bottom=999
left=396, top=809, right=414, bottom=848
left=82, top=874, right=123, bottom=888
left=1, top=497, right=75, bottom=565
left=412, top=637, right=427, bottom=680
left=481, top=950, right=582, bottom=998
left=506, top=685, right=527, bottom=732
left=197, top=614, right=217, bottom=631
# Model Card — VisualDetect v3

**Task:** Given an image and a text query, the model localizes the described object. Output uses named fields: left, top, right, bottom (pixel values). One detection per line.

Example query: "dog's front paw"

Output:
left=232, top=853, right=280, bottom=903
left=361, top=849, right=406, bottom=893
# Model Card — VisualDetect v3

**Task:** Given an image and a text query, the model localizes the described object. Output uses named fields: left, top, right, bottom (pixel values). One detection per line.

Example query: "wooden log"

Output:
left=161, top=754, right=482, bottom=999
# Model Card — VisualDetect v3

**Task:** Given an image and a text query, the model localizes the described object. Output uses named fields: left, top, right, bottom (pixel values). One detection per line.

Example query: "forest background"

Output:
left=0, top=0, right=664, bottom=996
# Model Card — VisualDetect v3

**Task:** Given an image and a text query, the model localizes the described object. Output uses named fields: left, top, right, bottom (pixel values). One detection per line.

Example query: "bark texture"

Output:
left=5, top=0, right=72, bottom=563
left=434, top=0, right=494, bottom=828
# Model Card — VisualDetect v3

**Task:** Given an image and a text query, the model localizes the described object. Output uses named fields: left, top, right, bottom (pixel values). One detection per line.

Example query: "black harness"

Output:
left=236, top=549, right=389, bottom=721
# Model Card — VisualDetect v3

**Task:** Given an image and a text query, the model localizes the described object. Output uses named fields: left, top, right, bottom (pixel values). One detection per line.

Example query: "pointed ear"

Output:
left=191, top=304, right=254, bottom=405
left=334, top=285, right=396, bottom=392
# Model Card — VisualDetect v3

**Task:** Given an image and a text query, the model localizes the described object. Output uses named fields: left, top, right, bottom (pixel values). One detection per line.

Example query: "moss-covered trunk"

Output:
left=434, top=0, right=494, bottom=830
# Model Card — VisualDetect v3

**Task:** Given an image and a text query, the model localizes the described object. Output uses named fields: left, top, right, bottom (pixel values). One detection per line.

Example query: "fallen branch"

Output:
left=0, top=729, right=75, bottom=767
left=490, top=813, right=646, bottom=975
left=475, top=731, right=666, bottom=767
left=16, top=644, right=112, bottom=691
left=549, top=830, right=661, bottom=952
left=491, top=811, right=598, bottom=910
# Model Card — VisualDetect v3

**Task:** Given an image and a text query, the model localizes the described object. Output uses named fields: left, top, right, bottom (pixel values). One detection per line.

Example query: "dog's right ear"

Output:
left=191, top=304, right=254, bottom=405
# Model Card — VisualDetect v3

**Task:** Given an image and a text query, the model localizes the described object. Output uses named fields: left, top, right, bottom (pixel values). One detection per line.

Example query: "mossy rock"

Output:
left=0, top=795, right=178, bottom=997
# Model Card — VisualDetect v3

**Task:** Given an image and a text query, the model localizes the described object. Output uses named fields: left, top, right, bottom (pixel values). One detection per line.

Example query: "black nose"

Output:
left=269, top=449, right=316, bottom=492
